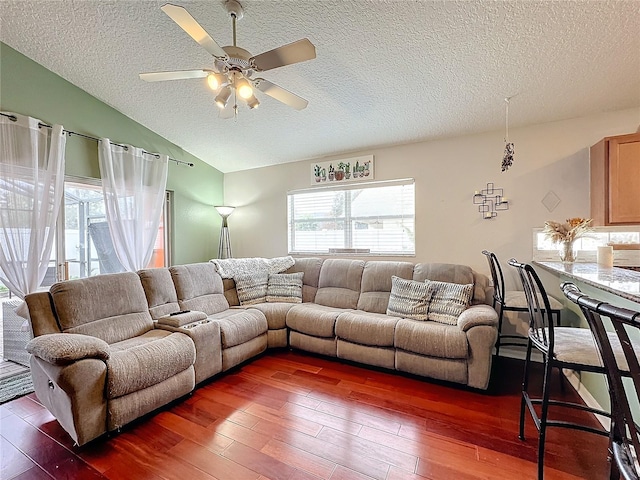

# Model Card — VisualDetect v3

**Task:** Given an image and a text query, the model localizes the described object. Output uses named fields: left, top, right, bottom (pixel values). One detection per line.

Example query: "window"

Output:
left=288, top=179, right=415, bottom=255
left=532, top=226, right=640, bottom=265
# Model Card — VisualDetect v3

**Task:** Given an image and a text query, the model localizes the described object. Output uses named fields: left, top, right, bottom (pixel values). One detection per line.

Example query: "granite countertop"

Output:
left=534, top=261, right=640, bottom=304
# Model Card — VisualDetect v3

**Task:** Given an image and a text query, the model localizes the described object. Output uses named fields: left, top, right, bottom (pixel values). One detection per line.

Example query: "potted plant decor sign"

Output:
left=309, top=155, right=374, bottom=186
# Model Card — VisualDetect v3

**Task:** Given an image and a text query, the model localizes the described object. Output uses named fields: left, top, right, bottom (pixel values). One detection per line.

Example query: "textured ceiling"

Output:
left=1, top=1, right=639, bottom=173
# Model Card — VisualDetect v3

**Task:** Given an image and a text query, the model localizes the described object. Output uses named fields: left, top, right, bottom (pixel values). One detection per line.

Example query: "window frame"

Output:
left=287, top=178, right=415, bottom=256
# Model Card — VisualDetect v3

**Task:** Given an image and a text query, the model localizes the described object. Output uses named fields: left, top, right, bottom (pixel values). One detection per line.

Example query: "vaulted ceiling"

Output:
left=1, top=1, right=639, bottom=173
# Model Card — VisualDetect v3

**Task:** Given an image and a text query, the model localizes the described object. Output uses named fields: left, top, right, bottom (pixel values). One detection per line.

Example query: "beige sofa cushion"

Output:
left=246, top=303, right=295, bottom=330
left=395, top=318, right=469, bottom=359
left=170, top=263, right=229, bottom=315
left=414, top=262, right=489, bottom=305
left=286, top=303, right=347, bottom=338
left=357, top=261, right=415, bottom=313
left=50, top=272, right=153, bottom=344
left=335, top=311, right=400, bottom=347
left=208, top=309, right=268, bottom=348
left=223, top=278, right=240, bottom=306
left=286, top=257, right=324, bottom=303
left=138, top=267, right=180, bottom=319
left=107, top=330, right=195, bottom=399
left=314, top=259, right=364, bottom=309
left=27, top=333, right=110, bottom=365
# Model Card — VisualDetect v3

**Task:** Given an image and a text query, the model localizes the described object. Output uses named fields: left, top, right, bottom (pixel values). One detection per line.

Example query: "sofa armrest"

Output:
left=157, top=310, right=208, bottom=328
left=26, top=333, right=110, bottom=366
left=457, top=305, right=498, bottom=332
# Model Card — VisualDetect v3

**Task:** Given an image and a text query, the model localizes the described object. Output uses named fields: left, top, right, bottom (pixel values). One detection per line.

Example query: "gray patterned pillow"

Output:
left=425, top=279, right=474, bottom=325
left=235, top=272, right=269, bottom=305
left=386, top=276, right=433, bottom=320
left=266, top=272, right=304, bottom=303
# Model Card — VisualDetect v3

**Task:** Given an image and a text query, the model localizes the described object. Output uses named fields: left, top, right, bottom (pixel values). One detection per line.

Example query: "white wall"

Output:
left=224, top=107, right=640, bottom=289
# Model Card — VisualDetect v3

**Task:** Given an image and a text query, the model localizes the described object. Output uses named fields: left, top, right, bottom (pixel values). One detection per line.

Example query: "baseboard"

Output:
left=563, top=368, right=610, bottom=429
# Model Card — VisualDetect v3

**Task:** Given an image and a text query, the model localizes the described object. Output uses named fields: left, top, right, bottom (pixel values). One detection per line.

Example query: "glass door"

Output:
left=56, top=178, right=171, bottom=280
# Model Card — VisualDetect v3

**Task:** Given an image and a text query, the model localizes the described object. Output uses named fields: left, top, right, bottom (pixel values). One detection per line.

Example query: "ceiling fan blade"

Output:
left=250, top=38, right=316, bottom=72
left=253, top=78, right=309, bottom=110
left=161, top=4, right=228, bottom=60
left=139, top=69, right=211, bottom=82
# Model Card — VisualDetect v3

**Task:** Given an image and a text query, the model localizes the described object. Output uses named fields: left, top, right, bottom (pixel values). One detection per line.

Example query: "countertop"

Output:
left=533, top=261, right=640, bottom=304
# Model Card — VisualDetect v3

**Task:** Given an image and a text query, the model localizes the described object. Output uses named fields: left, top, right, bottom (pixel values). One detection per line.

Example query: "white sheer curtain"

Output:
left=98, top=139, right=168, bottom=272
left=0, top=113, right=66, bottom=317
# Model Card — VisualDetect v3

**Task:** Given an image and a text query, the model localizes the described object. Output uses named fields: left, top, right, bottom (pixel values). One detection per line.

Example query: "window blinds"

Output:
left=287, top=179, right=415, bottom=255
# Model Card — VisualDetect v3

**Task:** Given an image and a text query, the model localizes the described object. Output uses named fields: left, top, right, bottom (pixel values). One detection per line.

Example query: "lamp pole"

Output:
left=214, top=206, right=235, bottom=259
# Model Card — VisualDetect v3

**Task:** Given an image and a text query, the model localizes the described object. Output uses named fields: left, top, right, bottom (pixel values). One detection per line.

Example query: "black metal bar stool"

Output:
left=509, top=259, right=612, bottom=480
left=563, top=282, right=640, bottom=480
left=482, top=250, right=562, bottom=356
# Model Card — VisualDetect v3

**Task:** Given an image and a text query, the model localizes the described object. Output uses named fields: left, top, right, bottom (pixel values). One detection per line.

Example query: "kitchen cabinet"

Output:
left=590, top=132, right=640, bottom=225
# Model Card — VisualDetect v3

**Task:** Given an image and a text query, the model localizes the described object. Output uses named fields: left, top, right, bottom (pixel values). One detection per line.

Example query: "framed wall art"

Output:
left=310, top=155, right=374, bottom=186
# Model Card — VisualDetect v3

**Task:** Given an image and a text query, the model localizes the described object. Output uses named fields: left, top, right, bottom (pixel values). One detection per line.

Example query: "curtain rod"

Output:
left=0, top=112, right=194, bottom=167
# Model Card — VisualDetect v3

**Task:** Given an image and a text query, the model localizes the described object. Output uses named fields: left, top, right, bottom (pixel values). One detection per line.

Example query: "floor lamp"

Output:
left=215, top=206, right=235, bottom=259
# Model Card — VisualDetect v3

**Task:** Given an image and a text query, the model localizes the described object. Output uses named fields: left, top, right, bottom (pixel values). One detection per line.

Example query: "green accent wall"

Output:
left=0, top=42, right=223, bottom=265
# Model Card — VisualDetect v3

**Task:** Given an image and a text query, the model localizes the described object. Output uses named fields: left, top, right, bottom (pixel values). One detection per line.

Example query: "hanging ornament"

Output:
left=501, top=96, right=514, bottom=172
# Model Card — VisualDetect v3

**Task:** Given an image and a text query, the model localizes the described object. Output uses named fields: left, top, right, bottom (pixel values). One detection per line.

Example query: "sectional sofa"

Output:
left=24, top=257, right=498, bottom=446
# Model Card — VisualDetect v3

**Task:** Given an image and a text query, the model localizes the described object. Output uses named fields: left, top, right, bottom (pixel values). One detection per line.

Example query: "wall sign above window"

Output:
left=310, top=155, right=374, bottom=185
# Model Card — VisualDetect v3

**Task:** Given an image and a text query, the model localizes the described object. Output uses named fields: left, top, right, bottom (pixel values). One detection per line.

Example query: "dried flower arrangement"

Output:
left=543, top=218, right=593, bottom=243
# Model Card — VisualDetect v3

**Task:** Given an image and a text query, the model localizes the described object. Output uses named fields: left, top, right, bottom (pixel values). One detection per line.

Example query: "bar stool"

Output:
left=563, top=283, right=640, bottom=480
left=508, top=259, right=611, bottom=480
left=482, top=250, right=562, bottom=356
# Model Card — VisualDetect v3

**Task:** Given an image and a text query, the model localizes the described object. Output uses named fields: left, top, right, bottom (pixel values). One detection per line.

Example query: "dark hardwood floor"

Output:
left=1, top=351, right=608, bottom=480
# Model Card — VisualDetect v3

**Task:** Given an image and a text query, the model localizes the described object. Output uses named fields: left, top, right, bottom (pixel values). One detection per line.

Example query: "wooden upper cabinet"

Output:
left=590, top=132, right=640, bottom=225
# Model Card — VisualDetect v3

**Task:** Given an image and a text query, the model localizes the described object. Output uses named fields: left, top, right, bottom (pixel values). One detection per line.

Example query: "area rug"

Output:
left=0, top=371, right=34, bottom=404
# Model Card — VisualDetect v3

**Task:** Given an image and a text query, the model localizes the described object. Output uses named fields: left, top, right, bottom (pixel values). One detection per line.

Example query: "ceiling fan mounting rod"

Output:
left=225, top=0, right=244, bottom=48
left=232, top=14, right=237, bottom=47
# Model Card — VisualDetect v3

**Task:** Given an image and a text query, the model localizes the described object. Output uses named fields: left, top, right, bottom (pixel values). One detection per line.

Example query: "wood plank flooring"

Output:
left=0, top=351, right=608, bottom=480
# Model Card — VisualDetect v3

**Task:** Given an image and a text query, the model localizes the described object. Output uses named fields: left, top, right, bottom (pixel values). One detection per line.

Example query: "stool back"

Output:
left=562, top=282, right=640, bottom=480
left=482, top=250, right=506, bottom=307
left=508, top=259, right=556, bottom=354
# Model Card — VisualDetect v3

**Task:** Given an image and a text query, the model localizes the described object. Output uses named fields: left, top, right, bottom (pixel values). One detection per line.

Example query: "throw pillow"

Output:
left=235, top=272, right=269, bottom=305
left=425, top=279, right=474, bottom=325
left=266, top=272, right=304, bottom=303
left=386, top=276, right=433, bottom=320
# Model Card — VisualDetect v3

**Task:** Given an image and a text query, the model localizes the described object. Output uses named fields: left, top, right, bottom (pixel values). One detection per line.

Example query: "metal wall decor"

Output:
left=473, top=183, right=509, bottom=219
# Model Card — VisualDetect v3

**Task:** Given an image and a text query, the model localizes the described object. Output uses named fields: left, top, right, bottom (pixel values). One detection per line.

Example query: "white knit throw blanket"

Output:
left=210, top=256, right=295, bottom=279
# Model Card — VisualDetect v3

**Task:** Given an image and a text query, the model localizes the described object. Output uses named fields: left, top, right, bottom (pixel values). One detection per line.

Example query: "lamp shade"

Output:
left=215, top=206, right=235, bottom=217
left=246, top=94, right=260, bottom=109
left=207, top=72, right=225, bottom=91
left=235, top=77, right=253, bottom=99
left=215, top=87, right=232, bottom=109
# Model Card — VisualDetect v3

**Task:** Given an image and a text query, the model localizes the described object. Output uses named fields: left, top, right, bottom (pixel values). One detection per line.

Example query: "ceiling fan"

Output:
left=139, top=1, right=316, bottom=117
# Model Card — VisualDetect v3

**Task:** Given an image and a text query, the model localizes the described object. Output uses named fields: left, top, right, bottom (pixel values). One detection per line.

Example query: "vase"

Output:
left=558, top=240, right=577, bottom=263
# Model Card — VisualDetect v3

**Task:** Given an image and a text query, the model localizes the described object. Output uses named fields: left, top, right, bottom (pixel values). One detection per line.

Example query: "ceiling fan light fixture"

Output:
left=207, top=72, right=225, bottom=91
left=246, top=94, right=260, bottom=109
left=143, top=1, right=316, bottom=115
left=235, top=77, right=253, bottom=99
left=215, top=86, right=232, bottom=109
